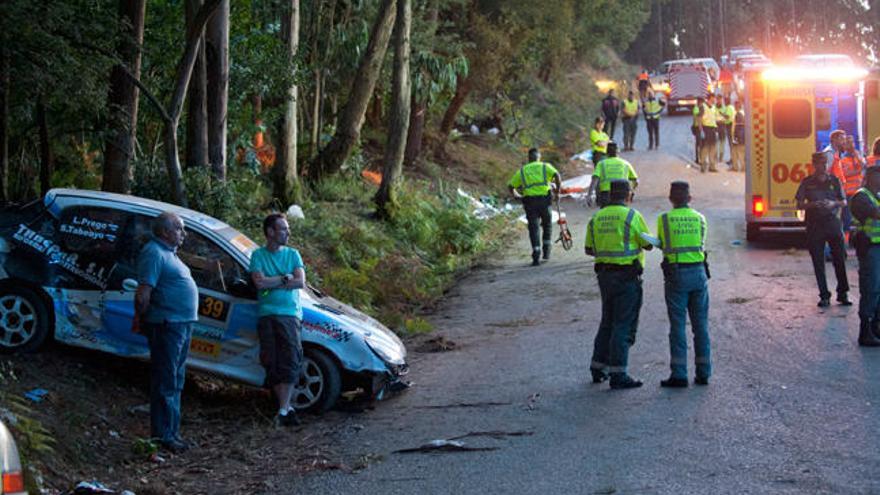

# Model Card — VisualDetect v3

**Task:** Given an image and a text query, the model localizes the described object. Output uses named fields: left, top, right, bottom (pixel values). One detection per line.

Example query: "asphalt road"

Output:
left=282, top=115, right=880, bottom=494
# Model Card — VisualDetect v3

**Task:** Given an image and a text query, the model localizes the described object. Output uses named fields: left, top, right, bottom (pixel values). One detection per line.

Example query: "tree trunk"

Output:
left=165, top=0, right=223, bottom=206
left=185, top=0, right=208, bottom=170
left=310, top=69, right=321, bottom=157
left=309, top=0, right=396, bottom=182
left=205, top=0, right=229, bottom=180
left=274, top=0, right=301, bottom=206
left=437, top=75, right=470, bottom=150
left=375, top=0, right=412, bottom=217
left=102, top=0, right=146, bottom=193
left=403, top=94, right=425, bottom=167
left=36, top=99, right=53, bottom=196
left=0, top=46, right=9, bottom=202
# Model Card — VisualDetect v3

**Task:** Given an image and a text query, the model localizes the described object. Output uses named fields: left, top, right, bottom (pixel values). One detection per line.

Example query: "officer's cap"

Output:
left=609, top=179, right=631, bottom=196
left=669, top=181, right=690, bottom=195
left=606, top=141, right=618, bottom=153
left=811, top=151, right=827, bottom=164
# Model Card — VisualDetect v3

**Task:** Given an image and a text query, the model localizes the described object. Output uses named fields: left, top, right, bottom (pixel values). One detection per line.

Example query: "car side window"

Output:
left=178, top=229, right=248, bottom=296
left=55, top=206, right=132, bottom=290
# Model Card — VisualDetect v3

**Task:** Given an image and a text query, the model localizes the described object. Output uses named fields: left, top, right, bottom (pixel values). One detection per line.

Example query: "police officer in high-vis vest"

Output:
left=585, top=179, right=654, bottom=389
left=657, top=182, right=712, bottom=387
left=848, top=167, right=880, bottom=346
left=643, top=93, right=665, bottom=150
left=621, top=91, right=640, bottom=151
left=508, top=148, right=562, bottom=266
left=587, top=142, right=638, bottom=208
left=699, top=95, right=719, bottom=173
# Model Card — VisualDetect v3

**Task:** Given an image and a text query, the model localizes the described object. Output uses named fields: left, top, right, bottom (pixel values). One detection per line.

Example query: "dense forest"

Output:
left=1, top=0, right=876, bottom=327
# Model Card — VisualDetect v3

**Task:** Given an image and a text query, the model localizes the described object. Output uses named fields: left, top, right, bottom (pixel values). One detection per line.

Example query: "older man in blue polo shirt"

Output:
left=136, top=212, right=199, bottom=454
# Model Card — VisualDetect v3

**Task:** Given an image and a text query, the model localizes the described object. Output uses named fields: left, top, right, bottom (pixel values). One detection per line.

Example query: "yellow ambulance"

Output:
left=743, top=65, right=880, bottom=241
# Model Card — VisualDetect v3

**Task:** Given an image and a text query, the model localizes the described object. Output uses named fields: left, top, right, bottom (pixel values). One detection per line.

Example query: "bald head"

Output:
left=153, top=212, right=186, bottom=248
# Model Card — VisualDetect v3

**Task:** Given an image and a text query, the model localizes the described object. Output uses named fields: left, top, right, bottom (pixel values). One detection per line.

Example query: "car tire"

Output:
left=294, top=348, right=342, bottom=414
left=0, top=285, right=52, bottom=354
left=667, top=105, right=676, bottom=115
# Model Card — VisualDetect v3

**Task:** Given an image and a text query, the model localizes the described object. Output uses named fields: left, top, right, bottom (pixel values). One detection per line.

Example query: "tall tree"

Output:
left=309, top=0, right=396, bottom=182
left=0, top=46, right=8, bottom=202
left=36, top=99, right=52, bottom=196
left=102, top=0, right=146, bottom=193
left=274, top=0, right=301, bottom=205
left=376, top=0, right=412, bottom=216
left=185, top=0, right=208, bottom=170
left=206, top=0, right=229, bottom=180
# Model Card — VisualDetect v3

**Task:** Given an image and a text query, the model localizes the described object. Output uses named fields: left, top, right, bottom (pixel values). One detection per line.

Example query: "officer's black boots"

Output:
left=871, top=319, right=880, bottom=341
left=531, top=248, right=541, bottom=266
left=858, top=319, right=880, bottom=347
left=542, top=243, right=551, bottom=261
left=590, top=369, right=608, bottom=383
left=837, top=293, right=853, bottom=306
left=660, top=377, right=688, bottom=388
left=609, top=374, right=643, bottom=389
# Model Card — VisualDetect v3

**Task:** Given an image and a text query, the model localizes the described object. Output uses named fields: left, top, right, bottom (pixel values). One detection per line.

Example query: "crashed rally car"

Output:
left=0, top=189, right=408, bottom=412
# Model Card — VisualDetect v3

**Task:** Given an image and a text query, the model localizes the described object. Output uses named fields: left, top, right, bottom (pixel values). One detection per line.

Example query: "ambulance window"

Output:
left=772, top=99, right=812, bottom=139
left=815, top=108, right=831, bottom=131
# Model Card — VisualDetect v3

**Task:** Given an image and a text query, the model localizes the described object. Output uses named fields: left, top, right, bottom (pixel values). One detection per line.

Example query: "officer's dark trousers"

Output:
left=591, top=268, right=643, bottom=375
left=858, top=245, right=880, bottom=323
left=806, top=221, right=849, bottom=300
left=664, top=264, right=710, bottom=380
left=647, top=119, right=660, bottom=148
left=622, top=117, right=637, bottom=149
left=522, top=195, right=552, bottom=255
left=691, top=125, right=702, bottom=162
left=603, top=118, right=617, bottom=141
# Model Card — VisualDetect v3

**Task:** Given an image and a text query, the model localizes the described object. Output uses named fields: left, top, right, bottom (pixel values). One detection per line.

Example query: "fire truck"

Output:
left=742, top=64, right=880, bottom=241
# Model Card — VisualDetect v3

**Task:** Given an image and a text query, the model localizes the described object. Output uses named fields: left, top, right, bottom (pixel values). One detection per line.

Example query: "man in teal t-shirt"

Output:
left=249, top=213, right=306, bottom=427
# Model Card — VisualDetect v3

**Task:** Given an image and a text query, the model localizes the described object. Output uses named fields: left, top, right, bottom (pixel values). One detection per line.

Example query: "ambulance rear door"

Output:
left=764, top=81, right=815, bottom=223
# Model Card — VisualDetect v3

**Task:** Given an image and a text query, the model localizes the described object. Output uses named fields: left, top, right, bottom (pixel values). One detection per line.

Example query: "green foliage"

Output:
left=291, top=172, right=510, bottom=334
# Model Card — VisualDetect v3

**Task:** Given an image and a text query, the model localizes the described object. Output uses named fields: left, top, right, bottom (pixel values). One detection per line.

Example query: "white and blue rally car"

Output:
left=0, top=189, right=408, bottom=412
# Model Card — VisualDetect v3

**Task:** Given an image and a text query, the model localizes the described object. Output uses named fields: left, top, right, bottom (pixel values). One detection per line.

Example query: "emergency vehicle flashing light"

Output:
left=752, top=195, right=766, bottom=217
left=761, top=66, right=868, bottom=83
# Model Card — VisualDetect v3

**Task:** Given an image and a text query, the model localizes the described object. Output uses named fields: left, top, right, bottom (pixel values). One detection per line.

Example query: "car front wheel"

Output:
left=0, top=285, right=52, bottom=353
left=293, top=348, right=342, bottom=413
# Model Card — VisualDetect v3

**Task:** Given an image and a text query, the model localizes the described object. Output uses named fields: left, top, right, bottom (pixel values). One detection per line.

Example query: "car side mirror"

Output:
left=122, top=278, right=139, bottom=292
left=230, top=277, right=256, bottom=299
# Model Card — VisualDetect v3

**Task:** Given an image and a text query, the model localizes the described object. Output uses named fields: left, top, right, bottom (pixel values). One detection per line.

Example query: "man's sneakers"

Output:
left=590, top=369, right=608, bottom=384
left=542, top=244, right=551, bottom=261
left=273, top=408, right=301, bottom=428
left=609, top=374, right=643, bottom=390
left=660, top=377, right=688, bottom=388
left=818, top=298, right=831, bottom=308
left=159, top=438, right=189, bottom=454
left=837, top=294, right=853, bottom=306
left=694, top=376, right=710, bottom=386
left=531, top=249, right=541, bottom=266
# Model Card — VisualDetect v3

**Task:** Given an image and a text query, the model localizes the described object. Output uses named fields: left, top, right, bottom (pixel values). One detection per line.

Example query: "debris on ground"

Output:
left=726, top=297, right=759, bottom=304
left=393, top=439, right=499, bottom=454
left=525, top=393, right=542, bottom=411
left=24, top=388, right=49, bottom=403
left=416, top=336, right=458, bottom=353
left=448, top=430, right=534, bottom=440
left=415, top=401, right=512, bottom=410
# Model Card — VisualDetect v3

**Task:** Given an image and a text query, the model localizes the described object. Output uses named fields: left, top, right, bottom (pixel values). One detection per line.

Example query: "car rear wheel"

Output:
left=293, top=348, right=342, bottom=414
left=0, top=285, right=52, bottom=354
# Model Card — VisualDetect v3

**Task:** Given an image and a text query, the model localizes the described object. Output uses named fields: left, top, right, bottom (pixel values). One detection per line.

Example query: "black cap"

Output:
left=670, top=181, right=690, bottom=195
left=606, top=141, right=618, bottom=153
left=811, top=152, right=827, bottom=164
left=609, top=179, right=630, bottom=196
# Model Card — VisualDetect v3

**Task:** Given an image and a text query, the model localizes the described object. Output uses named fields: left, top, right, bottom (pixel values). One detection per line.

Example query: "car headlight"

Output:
left=364, top=331, right=406, bottom=366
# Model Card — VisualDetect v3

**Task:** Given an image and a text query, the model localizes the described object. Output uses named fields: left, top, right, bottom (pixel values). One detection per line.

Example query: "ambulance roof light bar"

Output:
left=761, top=65, right=869, bottom=82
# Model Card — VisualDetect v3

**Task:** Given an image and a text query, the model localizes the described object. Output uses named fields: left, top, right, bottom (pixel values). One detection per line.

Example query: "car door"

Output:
left=175, top=227, right=264, bottom=385
left=50, top=205, right=147, bottom=355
